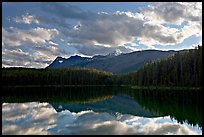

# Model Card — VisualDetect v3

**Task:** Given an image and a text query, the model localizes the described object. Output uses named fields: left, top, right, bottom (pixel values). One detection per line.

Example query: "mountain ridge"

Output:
left=47, top=49, right=178, bottom=74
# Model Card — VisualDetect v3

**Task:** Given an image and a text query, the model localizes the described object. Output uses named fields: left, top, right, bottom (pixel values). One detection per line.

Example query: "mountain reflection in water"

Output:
left=2, top=102, right=201, bottom=135
left=2, top=86, right=202, bottom=135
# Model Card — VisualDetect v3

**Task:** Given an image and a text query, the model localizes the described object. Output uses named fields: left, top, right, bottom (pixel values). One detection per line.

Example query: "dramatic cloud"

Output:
left=2, top=2, right=202, bottom=68
left=67, top=12, right=144, bottom=46
left=2, top=49, right=34, bottom=68
left=2, top=43, right=73, bottom=68
left=143, top=2, right=202, bottom=25
left=2, top=46, right=58, bottom=68
left=39, top=2, right=201, bottom=48
left=2, top=27, right=59, bottom=46
left=2, top=27, right=72, bottom=68
left=2, top=102, right=201, bottom=135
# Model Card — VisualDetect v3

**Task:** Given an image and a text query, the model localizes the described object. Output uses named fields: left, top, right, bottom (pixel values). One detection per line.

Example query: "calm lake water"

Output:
left=2, top=86, right=202, bottom=135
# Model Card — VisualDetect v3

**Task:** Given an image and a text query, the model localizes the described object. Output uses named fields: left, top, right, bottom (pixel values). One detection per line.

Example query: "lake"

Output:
left=2, top=86, right=202, bottom=135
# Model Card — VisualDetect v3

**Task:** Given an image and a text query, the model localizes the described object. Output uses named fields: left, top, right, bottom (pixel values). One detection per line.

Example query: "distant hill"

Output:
left=47, top=50, right=178, bottom=74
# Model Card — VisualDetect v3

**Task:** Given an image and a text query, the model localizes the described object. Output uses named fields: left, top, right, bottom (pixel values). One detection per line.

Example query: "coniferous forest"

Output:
left=122, top=45, right=202, bottom=87
left=2, top=45, right=202, bottom=87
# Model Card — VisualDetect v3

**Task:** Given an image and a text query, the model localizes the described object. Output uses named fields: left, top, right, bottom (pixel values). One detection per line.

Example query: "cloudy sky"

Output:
left=2, top=2, right=202, bottom=68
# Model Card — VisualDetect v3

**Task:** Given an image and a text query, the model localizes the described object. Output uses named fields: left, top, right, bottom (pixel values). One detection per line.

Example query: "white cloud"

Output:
left=2, top=27, right=59, bottom=46
left=2, top=27, right=69, bottom=68
left=177, top=21, right=202, bottom=40
left=143, top=2, right=202, bottom=25
left=6, top=2, right=202, bottom=50
left=66, top=11, right=144, bottom=46
left=10, top=2, right=200, bottom=51
left=63, top=3, right=201, bottom=49
left=2, top=48, right=34, bottom=67
left=49, top=41, right=59, bottom=46
left=2, top=44, right=66, bottom=68
left=14, top=13, right=40, bottom=24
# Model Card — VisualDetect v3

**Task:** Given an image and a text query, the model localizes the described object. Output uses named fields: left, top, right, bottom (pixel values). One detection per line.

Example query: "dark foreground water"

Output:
left=2, top=86, right=202, bottom=135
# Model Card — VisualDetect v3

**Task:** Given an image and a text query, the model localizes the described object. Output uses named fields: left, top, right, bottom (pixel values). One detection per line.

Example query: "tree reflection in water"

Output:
left=2, top=86, right=202, bottom=129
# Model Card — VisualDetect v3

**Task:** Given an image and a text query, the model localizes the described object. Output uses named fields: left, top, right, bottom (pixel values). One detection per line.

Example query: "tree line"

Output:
left=122, top=45, right=202, bottom=87
left=2, top=45, right=202, bottom=87
left=2, top=68, right=113, bottom=86
left=130, top=88, right=202, bottom=127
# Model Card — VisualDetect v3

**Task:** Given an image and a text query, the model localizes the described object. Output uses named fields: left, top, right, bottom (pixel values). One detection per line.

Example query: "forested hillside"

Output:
left=122, top=45, right=202, bottom=87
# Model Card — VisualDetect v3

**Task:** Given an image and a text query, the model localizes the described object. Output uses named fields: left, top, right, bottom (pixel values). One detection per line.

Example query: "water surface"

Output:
left=2, top=86, right=202, bottom=135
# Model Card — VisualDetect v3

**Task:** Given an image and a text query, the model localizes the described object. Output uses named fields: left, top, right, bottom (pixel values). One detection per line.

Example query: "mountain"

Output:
left=48, top=55, right=92, bottom=68
left=52, top=95, right=162, bottom=118
left=47, top=50, right=177, bottom=74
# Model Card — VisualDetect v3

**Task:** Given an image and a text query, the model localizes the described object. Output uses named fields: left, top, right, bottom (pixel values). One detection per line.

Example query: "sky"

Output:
left=2, top=2, right=202, bottom=68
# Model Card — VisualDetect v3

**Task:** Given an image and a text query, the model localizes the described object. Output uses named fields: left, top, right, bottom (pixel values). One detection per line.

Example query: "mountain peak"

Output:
left=54, top=57, right=65, bottom=64
left=107, top=49, right=122, bottom=57
left=70, top=55, right=82, bottom=59
left=54, top=56, right=64, bottom=61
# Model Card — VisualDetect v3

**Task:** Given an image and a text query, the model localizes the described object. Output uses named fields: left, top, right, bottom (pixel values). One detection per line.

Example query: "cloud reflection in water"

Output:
left=2, top=102, right=202, bottom=135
